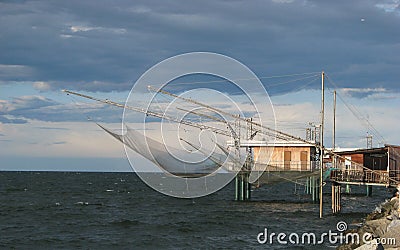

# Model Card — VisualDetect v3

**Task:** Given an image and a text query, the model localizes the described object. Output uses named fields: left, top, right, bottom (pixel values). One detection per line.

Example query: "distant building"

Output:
left=331, top=144, right=400, bottom=186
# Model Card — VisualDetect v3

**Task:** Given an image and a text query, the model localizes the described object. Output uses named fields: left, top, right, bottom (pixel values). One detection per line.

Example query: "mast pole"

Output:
left=333, top=90, right=336, bottom=151
left=319, top=71, right=325, bottom=218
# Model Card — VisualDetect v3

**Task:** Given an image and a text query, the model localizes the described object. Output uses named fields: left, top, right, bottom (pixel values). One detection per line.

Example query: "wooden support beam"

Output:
left=332, top=182, right=341, bottom=214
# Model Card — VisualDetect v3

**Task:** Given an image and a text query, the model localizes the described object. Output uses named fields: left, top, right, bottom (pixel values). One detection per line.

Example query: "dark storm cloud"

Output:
left=0, top=94, right=165, bottom=124
left=0, top=95, right=123, bottom=123
left=0, top=0, right=399, bottom=94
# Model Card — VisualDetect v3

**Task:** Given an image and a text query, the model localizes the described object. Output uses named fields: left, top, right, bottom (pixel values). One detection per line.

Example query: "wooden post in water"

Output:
left=235, top=175, right=239, bottom=200
left=246, top=173, right=251, bottom=200
left=345, top=184, right=351, bottom=194
left=337, top=185, right=340, bottom=212
left=234, top=118, right=252, bottom=201
left=316, top=177, right=320, bottom=202
left=311, top=176, right=320, bottom=202
left=235, top=170, right=251, bottom=201
left=332, top=182, right=341, bottom=214
left=331, top=183, right=334, bottom=213
left=240, top=175, right=244, bottom=200
left=305, top=177, right=309, bottom=194
left=311, top=176, right=315, bottom=201
left=366, top=185, right=372, bottom=197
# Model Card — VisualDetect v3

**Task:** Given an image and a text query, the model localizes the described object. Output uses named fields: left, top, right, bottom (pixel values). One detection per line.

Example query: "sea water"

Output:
left=0, top=172, right=392, bottom=249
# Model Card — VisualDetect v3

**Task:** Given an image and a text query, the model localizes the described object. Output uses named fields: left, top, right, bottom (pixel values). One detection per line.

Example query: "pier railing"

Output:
left=330, top=169, right=392, bottom=186
left=253, top=161, right=319, bottom=172
left=389, top=170, right=400, bottom=186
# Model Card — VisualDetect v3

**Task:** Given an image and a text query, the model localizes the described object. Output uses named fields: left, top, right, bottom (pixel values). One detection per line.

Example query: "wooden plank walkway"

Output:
left=330, top=169, right=399, bottom=187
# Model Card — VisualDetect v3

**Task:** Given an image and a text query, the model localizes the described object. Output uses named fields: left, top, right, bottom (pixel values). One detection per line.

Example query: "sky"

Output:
left=1, top=0, right=400, bottom=171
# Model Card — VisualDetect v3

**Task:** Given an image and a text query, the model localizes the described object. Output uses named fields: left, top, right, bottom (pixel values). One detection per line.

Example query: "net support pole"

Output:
left=319, top=71, right=325, bottom=218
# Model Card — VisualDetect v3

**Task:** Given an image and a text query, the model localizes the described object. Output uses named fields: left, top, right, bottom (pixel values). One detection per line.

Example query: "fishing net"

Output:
left=98, top=124, right=245, bottom=176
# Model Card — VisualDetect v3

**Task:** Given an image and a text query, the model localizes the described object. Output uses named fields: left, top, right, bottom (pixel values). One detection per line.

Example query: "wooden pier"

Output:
left=327, top=145, right=400, bottom=213
left=330, top=169, right=393, bottom=187
left=330, top=145, right=400, bottom=187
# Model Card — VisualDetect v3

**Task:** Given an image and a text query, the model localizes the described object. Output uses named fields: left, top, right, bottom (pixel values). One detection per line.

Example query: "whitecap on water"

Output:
left=76, top=201, right=89, bottom=205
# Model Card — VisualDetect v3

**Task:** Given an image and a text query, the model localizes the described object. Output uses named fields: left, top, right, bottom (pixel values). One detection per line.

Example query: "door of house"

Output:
left=284, top=151, right=291, bottom=170
left=389, top=158, right=398, bottom=180
left=300, top=151, right=308, bottom=171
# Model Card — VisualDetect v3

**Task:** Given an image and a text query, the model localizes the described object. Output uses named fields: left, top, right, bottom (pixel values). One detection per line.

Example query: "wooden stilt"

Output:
left=235, top=172, right=251, bottom=201
left=311, top=176, right=315, bottom=201
left=345, top=184, right=351, bottom=194
left=305, top=177, right=309, bottom=194
left=311, top=176, right=320, bottom=203
left=332, top=182, right=341, bottom=214
left=366, top=185, right=372, bottom=197
left=235, top=175, right=239, bottom=200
